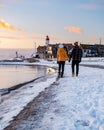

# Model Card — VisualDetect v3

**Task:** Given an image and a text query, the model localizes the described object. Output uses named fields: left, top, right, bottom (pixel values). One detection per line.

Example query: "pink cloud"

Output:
left=64, top=26, right=81, bottom=34
left=0, top=19, right=22, bottom=31
left=0, top=20, right=17, bottom=31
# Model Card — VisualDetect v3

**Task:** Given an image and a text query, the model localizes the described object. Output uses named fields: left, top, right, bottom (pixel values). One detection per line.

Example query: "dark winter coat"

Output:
left=70, top=45, right=83, bottom=62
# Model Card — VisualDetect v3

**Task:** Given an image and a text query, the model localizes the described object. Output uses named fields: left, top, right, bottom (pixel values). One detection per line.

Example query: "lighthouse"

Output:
left=45, top=35, right=49, bottom=46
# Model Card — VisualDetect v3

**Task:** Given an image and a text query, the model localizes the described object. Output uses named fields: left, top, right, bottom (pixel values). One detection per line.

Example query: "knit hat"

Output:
left=59, top=44, right=64, bottom=48
left=74, top=41, right=78, bottom=45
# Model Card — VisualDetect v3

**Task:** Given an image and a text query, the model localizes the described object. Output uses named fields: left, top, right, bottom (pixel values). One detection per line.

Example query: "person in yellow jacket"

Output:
left=57, top=43, right=69, bottom=77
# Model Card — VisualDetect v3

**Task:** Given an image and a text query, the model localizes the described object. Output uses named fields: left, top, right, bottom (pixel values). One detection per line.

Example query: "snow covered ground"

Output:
left=0, top=57, right=104, bottom=130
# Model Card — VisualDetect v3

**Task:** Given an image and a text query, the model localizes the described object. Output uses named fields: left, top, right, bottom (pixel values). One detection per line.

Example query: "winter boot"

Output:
left=72, top=72, right=74, bottom=77
left=76, top=73, right=78, bottom=77
left=58, top=72, right=61, bottom=78
left=61, top=72, right=64, bottom=78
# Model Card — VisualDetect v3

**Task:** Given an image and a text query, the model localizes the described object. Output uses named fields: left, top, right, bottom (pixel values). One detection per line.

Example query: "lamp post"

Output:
left=100, top=38, right=102, bottom=45
left=34, top=42, right=36, bottom=53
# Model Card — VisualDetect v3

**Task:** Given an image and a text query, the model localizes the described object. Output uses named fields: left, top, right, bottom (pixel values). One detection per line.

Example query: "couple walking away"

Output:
left=57, top=41, right=83, bottom=78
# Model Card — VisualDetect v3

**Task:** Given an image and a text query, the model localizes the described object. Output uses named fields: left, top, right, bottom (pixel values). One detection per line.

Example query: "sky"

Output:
left=0, top=0, right=104, bottom=49
left=0, top=58, right=104, bottom=129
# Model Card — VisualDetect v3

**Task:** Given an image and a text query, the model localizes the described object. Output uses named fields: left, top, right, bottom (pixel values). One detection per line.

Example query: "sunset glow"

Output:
left=0, top=0, right=104, bottom=48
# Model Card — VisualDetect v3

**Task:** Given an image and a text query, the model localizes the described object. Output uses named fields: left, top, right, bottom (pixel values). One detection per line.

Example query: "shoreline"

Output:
left=0, top=75, right=46, bottom=96
left=1, top=62, right=104, bottom=96
left=3, top=64, right=104, bottom=130
left=0, top=69, right=57, bottom=130
left=4, top=81, right=58, bottom=130
left=0, top=62, right=57, bottom=96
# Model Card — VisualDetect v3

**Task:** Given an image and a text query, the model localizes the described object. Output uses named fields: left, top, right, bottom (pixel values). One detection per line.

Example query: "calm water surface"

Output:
left=0, top=65, right=53, bottom=89
left=0, top=48, right=35, bottom=60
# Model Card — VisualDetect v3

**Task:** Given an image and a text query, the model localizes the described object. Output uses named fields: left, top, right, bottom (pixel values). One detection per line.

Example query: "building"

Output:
left=37, top=43, right=73, bottom=59
left=37, top=45, right=47, bottom=59
left=81, top=44, right=104, bottom=57
left=95, top=44, right=104, bottom=57
left=37, top=43, right=104, bottom=58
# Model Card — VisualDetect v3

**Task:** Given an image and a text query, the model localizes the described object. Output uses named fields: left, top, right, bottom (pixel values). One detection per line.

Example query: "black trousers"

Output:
left=58, top=61, right=65, bottom=76
left=72, top=60, right=80, bottom=75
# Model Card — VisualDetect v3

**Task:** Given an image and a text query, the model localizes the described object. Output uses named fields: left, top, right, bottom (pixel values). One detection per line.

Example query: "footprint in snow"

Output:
left=74, top=119, right=89, bottom=127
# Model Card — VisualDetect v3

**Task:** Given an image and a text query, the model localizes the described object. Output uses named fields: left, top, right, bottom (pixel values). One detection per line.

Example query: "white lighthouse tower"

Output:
left=45, top=35, right=50, bottom=46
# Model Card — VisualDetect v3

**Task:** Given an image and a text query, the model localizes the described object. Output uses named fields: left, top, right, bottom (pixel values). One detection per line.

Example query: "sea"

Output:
left=0, top=48, right=35, bottom=60
left=0, top=49, right=53, bottom=95
left=0, top=65, right=50, bottom=89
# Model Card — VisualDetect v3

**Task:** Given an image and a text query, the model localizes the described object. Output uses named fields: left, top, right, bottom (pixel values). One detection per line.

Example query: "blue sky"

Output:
left=0, top=0, right=104, bottom=48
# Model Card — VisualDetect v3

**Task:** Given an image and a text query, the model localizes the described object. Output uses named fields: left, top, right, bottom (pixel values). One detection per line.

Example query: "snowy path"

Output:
left=4, top=64, right=104, bottom=130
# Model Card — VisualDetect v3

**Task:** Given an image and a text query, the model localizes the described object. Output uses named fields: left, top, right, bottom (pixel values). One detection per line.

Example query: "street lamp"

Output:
left=34, top=42, right=36, bottom=53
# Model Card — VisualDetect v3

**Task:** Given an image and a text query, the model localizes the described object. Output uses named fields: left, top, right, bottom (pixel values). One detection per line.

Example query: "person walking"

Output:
left=70, top=41, right=83, bottom=77
left=57, top=43, right=69, bottom=78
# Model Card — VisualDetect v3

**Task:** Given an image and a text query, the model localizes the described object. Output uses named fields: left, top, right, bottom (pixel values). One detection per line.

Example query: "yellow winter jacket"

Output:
left=57, top=48, right=69, bottom=62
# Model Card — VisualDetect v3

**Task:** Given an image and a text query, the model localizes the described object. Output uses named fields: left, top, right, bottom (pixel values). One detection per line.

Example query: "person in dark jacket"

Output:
left=70, top=41, right=83, bottom=77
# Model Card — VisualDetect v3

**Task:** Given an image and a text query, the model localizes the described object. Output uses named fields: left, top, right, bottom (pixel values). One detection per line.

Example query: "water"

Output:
left=0, top=49, right=55, bottom=95
left=0, top=65, right=52, bottom=90
left=0, top=48, right=35, bottom=60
